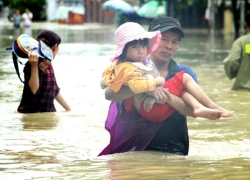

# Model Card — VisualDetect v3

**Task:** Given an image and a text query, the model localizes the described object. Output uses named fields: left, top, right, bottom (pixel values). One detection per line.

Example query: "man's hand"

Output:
left=142, top=96, right=156, bottom=112
left=145, top=86, right=172, bottom=104
left=134, top=94, right=156, bottom=112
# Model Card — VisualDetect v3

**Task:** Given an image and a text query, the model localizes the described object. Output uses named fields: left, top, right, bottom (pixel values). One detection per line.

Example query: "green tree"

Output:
left=3, top=0, right=46, bottom=21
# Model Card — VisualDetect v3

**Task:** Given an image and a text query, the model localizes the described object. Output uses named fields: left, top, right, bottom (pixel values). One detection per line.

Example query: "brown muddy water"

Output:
left=0, top=20, right=249, bottom=179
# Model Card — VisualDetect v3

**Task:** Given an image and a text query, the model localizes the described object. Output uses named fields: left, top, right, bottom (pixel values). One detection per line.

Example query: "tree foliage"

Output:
left=175, top=0, right=207, bottom=6
left=2, top=0, right=46, bottom=20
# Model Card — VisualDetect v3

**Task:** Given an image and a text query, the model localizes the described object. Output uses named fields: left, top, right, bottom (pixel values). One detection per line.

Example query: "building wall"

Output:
left=46, top=0, right=58, bottom=21
left=84, top=0, right=115, bottom=24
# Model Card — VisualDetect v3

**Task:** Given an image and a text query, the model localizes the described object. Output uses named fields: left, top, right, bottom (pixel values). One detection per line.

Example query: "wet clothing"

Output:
left=17, top=62, right=60, bottom=113
left=102, top=62, right=157, bottom=93
left=99, top=57, right=198, bottom=156
left=103, top=61, right=187, bottom=122
left=125, top=70, right=186, bottom=123
left=223, top=32, right=250, bottom=90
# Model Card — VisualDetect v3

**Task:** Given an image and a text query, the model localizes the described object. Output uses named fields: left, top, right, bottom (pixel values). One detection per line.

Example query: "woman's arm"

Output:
left=55, top=92, right=71, bottom=111
left=28, top=51, right=39, bottom=94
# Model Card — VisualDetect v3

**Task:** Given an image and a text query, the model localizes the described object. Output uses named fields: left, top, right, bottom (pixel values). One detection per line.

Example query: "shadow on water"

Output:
left=0, top=21, right=250, bottom=179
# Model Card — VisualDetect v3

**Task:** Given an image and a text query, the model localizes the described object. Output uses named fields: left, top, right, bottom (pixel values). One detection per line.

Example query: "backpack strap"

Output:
left=12, top=51, right=24, bottom=84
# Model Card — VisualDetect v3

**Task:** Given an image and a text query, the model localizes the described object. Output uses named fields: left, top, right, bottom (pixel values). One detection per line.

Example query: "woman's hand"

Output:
left=28, top=50, right=39, bottom=68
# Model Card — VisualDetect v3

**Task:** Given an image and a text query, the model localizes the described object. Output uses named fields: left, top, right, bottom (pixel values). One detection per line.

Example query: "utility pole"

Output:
left=166, top=0, right=171, bottom=16
left=207, top=0, right=216, bottom=34
left=232, top=0, right=240, bottom=38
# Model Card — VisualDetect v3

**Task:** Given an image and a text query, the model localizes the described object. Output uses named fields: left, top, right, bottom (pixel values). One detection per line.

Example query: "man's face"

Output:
left=150, top=30, right=180, bottom=63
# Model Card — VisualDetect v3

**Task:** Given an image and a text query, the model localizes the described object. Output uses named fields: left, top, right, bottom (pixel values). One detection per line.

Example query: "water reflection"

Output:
left=13, top=27, right=21, bottom=39
left=22, top=26, right=32, bottom=36
left=12, top=26, right=33, bottom=40
left=0, top=22, right=249, bottom=179
left=102, top=152, right=250, bottom=179
left=21, top=113, right=59, bottom=131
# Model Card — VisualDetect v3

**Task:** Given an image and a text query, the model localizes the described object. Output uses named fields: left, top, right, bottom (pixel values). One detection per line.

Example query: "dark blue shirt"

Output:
left=145, top=59, right=197, bottom=155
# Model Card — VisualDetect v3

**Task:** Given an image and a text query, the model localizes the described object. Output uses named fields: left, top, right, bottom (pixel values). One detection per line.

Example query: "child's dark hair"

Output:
left=245, top=11, right=250, bottom=27
left=36, top=30, right=61, bottom=48
left=118, top=39, right=148, bottom=61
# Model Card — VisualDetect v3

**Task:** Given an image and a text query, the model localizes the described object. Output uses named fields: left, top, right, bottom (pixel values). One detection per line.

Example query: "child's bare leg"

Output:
left=133, top=92, right=195, bottom=117
left=182, top=92, right=223, bottom=120
left=157, top=90, right=195, bottom=117
left=183, top=73, right=234, bottom=117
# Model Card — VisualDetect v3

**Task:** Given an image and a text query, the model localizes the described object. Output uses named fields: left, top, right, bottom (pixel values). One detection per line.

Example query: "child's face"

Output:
left=125, top=42, right=148, bottom=62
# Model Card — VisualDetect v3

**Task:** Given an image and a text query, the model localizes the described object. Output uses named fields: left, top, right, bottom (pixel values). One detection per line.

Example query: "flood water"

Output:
left=0, top=20, right=250, bottom=179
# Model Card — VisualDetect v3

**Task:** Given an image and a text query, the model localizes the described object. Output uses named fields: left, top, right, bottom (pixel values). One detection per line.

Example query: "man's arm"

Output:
left=134, top=88, right=195, bottom=117
left=136, top=92, right=195, bottom=117
left=105, top=86, right=135, bottom=101
left=100, top=78, right=107, bottom=89
left=223, top=40, right=241, bottom=79
left=104, top=84, right=172, bottom=102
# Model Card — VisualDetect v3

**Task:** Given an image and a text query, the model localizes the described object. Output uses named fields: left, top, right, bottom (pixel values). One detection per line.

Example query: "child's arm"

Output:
left=154, top=76, right=165, bottom=86
left=103, top=63, right=166, bottom=101
left=104, top=80, right=166, bottom=101
left=55, top=92, right=71, bottom=111
left=127, top=73, right=165, bottom=94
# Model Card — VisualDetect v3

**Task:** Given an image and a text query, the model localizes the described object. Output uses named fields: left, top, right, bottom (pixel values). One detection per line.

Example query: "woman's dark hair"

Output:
left=36, top=30, right=61, bottom=48
left=118, top=39, right=148, bottom=61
